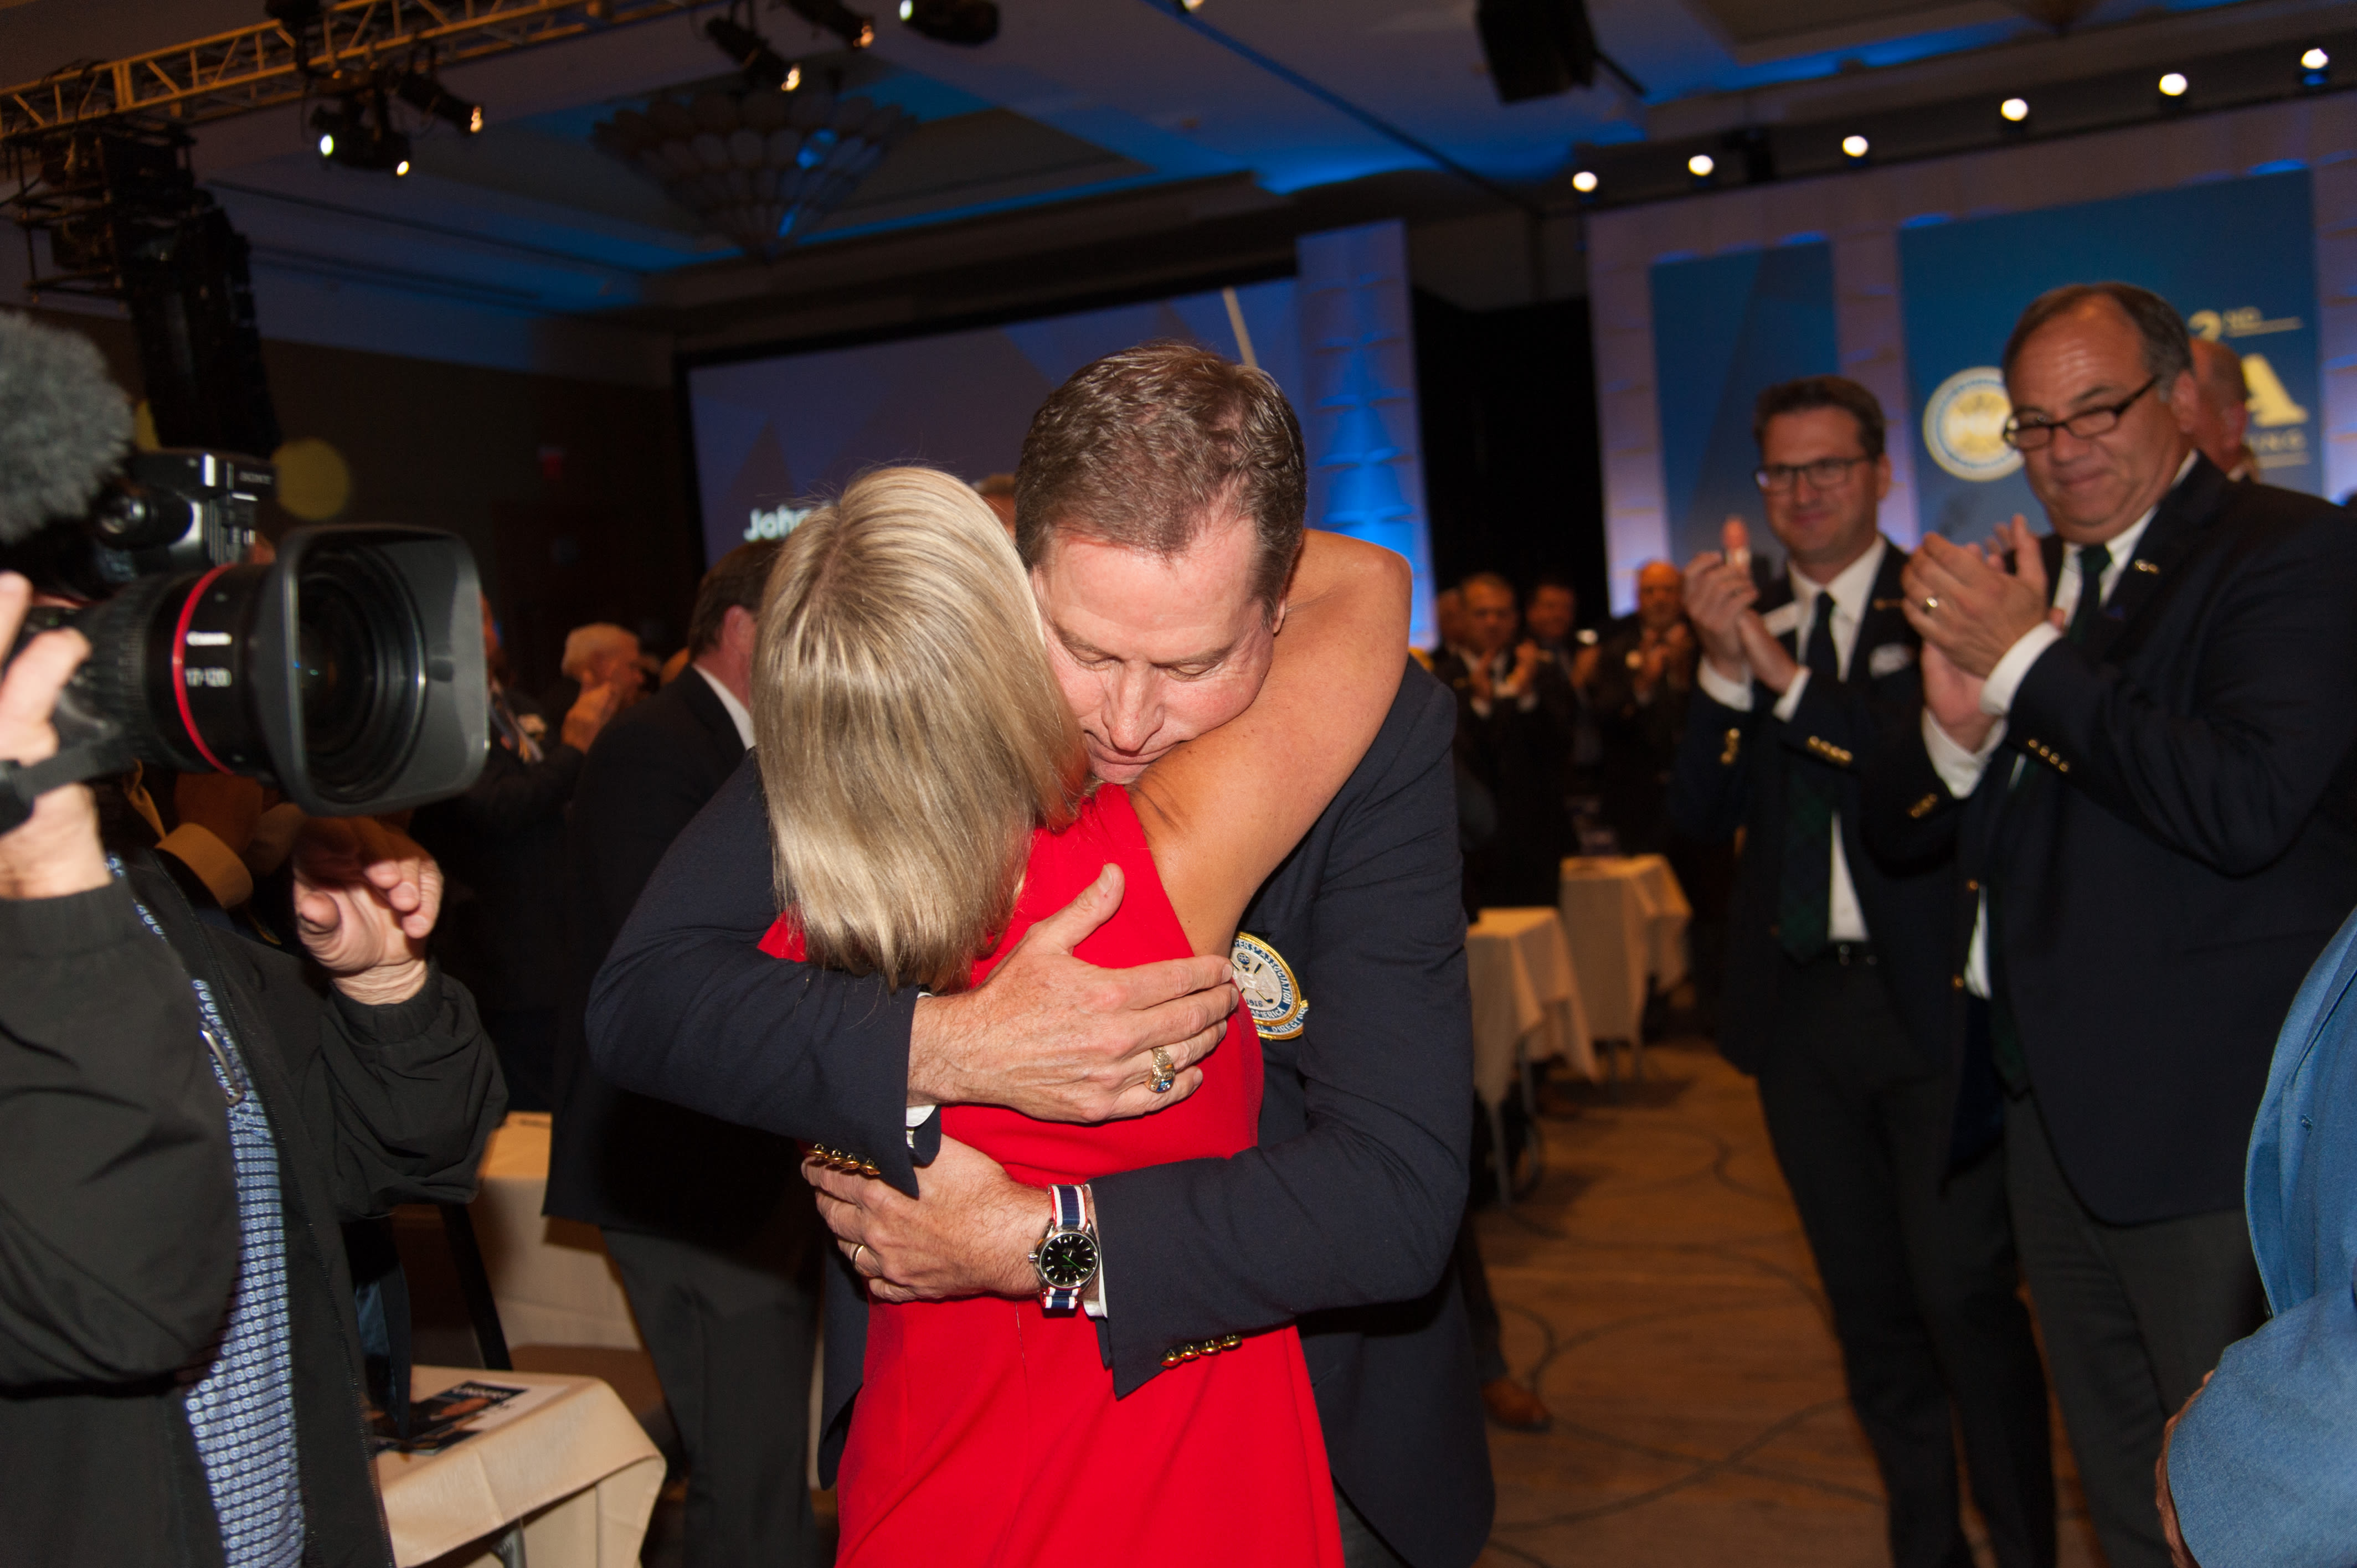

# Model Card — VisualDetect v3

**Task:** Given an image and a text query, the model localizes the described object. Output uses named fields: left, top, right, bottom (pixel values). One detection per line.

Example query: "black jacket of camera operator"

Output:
left=0, top=851, right=505, bottom=1568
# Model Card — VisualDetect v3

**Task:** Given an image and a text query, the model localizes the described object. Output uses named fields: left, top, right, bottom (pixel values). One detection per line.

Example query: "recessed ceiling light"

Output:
left=2301, top=47, right=2328, bottom=71
left=1571, top=169, right=1598, bottom=193
left=899, top=0, right=912, bottom=16
left=2158, top=71, right=2189, bottom=97
left=394, top=158, right=411, bottom=177
left=1687, top=153, right=1714, bottom=178
left=2000, top=97, right=2029, bottom=122
left=317, top=132, right=335, bottom=156
left=1841, top=134, right=1869, bottom=159
left=1182, top=0, right=1203, bottom=9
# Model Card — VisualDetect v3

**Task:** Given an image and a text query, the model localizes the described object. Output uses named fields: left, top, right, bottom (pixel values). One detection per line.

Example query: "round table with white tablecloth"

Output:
left=468, top=1112, right=645, bottom=1352
left=1556, top=855, right=1692, bottom=1069
left=1465, top=907, right=1594, bottom=1204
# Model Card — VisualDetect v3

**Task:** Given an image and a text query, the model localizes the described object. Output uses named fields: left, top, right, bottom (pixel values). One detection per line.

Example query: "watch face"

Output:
left=1037, top=1230, right=1098, bottom=1290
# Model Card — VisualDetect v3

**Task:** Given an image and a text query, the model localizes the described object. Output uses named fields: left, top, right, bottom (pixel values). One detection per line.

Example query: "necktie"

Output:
left=1777, top=595, right=1843, bottom=962
left=2066, top=544, right=2112, bottom=642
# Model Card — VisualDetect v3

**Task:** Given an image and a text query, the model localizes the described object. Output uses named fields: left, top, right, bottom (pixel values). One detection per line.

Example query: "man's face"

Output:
left=1031, top=512, right=1282, bottom=784
left=2008, top=301, right=2198, bottom=544
left=1759, top=408, right=1888, bottom=577
left=1463, top=582, right=1517, bottom=657
left=1525, top=585, right=1574, bottom=643
left=1634, top=564, right=1685, bottom=632
left=588, top=639, right=645, bottom=696
left=2184, top=339, right=2249, bottom=473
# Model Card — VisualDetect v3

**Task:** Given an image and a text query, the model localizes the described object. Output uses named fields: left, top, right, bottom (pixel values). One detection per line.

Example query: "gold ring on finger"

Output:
left=1921, top=595, right=1940, bottom=613
left=851, top=1242, right=869, bottom=1275
left=1150, top=1045, right=1176, bottom=1094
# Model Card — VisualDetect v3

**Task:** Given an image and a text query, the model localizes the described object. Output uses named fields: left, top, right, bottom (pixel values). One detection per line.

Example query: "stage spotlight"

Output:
left=310, top=99, right=412, bottom=175
left=2158, top=71, right=2189, bottom=98
left=707, top=16, right=801, bottom=89
left=2000, top=96, right=2030, bottom=122
left=1841, top=134, right=1869, bottom=160
left=899, top=0, right=998, bottom=44
left=395, top=72, right=484, bottom=135
left=1687, top=152, right=1714, bottom=179
left=1571, top=168, right=1598, bottom=193
left=781, top=0, right=877, bottom=49
left=1475, top=0, right=1598, bottom=104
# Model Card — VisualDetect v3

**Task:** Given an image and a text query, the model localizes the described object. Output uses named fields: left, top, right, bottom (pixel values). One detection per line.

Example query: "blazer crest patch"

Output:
left=1232, top=932, right=1308, bottom=1040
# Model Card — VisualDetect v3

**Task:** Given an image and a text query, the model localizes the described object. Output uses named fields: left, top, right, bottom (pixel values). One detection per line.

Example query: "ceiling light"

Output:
left=783, top=64, right=802, bottom=92
left=1687, top=153, right=1714, bottom=178
left=310, top=97, right=411, bottom=176
left=2000, top=96, right=2029, bottom=122
left=1571, top=168, right=1598, bottom=193
left=317, top=131, right=335, bottom=156
left=899, top=0, right=999, bottom=44
left=1183, top=0, right=1203, bottom=9
left=2302, top=47, right=2330, bottom=90
left=394, top=71, right=484, bottom=136
left=1841, top=134, right=1869, bottom=159
left=2301, top=47, right=2328, bottom=71
left=594, top=84, right=914, bottom=261
left=781, top=0, right=877, bottom=50
left=394, top=158, right=411, bottom=177
left=2158, top=71, right=2189, bottom=97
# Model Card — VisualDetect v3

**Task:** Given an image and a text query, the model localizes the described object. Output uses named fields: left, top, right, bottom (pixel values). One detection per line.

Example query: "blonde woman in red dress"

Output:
left=746, top=466, right=1408, bottom=1565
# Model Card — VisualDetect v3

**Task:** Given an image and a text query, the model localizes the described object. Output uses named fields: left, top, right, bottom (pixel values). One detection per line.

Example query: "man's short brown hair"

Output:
left=1752, top=375, right=1886, bottom=460
left=688, top=538, right=783, bottom=655
left=2001, top=281, right=2192, bottom=397
left=1015, top=341, right=1306, bottom=612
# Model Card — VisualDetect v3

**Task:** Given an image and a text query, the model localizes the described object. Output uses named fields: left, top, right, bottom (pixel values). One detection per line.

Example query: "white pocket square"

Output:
left=1867, top=643, right=1918, bottom=678
left=1761, top=602, right=1802, bottom=636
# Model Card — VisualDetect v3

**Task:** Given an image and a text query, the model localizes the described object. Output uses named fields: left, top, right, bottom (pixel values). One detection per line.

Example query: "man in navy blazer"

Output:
left=1670, top=376, right=2052, bottom=1568
left=1866, top=283, right=2357, bottom=1568
left=590, top=344, right=1488, bottom=1568
left=2160, top=904, right=2357, bottom=1567
left=547, top=540, right=819, bottom=1566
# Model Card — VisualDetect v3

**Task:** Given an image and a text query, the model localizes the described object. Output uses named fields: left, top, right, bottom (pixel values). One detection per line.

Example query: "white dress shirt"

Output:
left=1696, top=537, right=1889, bottom=945
left=693, top=663, right=756, bottom=750
left=1928, top=452, right=2192, bottom=995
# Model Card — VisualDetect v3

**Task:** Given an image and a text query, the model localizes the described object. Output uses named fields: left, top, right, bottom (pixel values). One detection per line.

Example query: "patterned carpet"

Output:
left=1472, top=1038, right=2102, bottom=1568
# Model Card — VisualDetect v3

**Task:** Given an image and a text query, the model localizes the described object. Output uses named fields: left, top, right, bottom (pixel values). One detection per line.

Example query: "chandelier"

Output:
left=594, top=82, right=912, bottom=261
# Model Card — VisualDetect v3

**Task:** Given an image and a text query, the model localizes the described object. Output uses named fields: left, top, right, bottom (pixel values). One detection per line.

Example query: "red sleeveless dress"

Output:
left=760, top=787, right=1342, bottom=1567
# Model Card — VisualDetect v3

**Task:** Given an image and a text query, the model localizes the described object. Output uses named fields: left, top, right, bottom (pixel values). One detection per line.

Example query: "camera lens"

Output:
left=292, top=547, right=427, bottom=806
left=64, top=543, right=429, bottom=809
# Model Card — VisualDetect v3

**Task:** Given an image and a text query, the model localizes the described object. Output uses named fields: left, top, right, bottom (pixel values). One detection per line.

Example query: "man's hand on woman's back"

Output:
left=908, top=863, right=1235, bottom=1122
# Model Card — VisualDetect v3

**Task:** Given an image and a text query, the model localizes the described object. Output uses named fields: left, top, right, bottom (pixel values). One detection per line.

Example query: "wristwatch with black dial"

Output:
left=1031, top=1183, right=1099, bottom=1311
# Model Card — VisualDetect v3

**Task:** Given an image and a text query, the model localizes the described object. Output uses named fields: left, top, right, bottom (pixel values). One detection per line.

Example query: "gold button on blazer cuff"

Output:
left=1908, top=793, right=1939, bottom=819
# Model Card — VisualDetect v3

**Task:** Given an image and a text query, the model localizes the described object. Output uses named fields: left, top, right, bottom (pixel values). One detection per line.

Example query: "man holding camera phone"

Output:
left=0, top=313, right=505, bottom=1567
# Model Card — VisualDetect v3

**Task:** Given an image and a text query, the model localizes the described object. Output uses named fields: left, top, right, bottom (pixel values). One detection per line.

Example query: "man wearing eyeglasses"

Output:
left=1670, top=375, right=2056, bottom=1568
left=1863, top=282, right=2357, bottom=1568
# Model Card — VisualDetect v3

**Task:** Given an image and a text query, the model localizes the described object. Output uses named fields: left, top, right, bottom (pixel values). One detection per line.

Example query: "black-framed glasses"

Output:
left=1754, top=455, right=1870, bottom=492
left=2003, top=377, right=2157, bottom=451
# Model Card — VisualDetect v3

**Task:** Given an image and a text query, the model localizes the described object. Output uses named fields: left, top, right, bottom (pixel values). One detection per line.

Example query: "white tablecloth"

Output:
left=471, top=1114, right=643, bottom=1351
left=376, top=1365, right=663, bottom=1567
left=1466, top=907, right=1597, bottom=1105
left=1556, top=855, right=1692, bottom=1041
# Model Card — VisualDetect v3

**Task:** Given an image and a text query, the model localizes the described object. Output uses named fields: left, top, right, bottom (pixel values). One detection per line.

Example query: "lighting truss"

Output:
left=0, top=0, right=699, bottom=142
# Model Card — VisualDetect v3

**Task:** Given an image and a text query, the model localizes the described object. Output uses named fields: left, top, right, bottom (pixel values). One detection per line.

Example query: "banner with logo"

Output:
left=1900, top=169, right=2320, bottom=545
left=1650, top=242, right=1839, bottom=571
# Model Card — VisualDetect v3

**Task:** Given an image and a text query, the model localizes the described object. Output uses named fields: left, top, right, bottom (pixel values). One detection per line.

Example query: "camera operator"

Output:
left=0, top=309, right=505, bottom=1564
left=0, top=567, right=506, bottom=1564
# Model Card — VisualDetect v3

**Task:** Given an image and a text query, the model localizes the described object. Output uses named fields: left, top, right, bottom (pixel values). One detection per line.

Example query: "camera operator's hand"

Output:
left=0, top=572, right=108, bottom=901
left=292, top=815, right=440, bottom=1005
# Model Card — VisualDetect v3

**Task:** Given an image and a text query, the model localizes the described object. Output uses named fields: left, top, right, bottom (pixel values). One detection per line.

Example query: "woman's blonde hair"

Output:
left=752, top=466, right=1086, bottom=993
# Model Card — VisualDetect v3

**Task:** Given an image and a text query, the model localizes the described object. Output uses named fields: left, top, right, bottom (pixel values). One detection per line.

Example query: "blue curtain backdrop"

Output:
left=1649, top=243, right=1839, bottom=573
left=1899, top=169, right=2322, bottom=546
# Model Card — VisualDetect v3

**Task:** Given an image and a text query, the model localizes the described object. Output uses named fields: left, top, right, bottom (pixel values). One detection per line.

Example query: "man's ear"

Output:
left=1265, top=596, right=1289, bottom=638
left=723, top=602, right=758, bottom=653
left=2165, top=369, right=2202, bottom=435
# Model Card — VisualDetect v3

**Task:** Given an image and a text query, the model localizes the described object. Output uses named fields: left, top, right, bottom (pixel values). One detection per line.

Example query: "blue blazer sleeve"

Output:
left=585, top=757, right=924, bottom=1192
left=2167, top=907, right=2357, bottom=1568
left=1088, top=682, right=1474, bottom=1395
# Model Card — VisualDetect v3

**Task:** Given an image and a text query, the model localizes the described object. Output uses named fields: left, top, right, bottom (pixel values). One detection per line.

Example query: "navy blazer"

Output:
left=588, top=663, right=1492, bottom=1568
left=547, top=670, right=802, bottom=1245
left=1666, top=540, right=1955, bottom=1076
left=1864, top=460, right=2357, bottom=1225
left=2168, top=902, right=2357, bottom=1566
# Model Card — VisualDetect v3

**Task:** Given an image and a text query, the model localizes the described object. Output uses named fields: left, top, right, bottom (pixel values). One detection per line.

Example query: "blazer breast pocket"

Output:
left=1866, top=642, right=1917, bottom=679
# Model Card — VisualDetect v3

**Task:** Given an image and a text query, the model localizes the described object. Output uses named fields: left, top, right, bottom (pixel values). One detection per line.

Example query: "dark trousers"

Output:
left=1455, top=1213, right=1509, bottom=1386
left=2003, top=1093, right=2263, bottom=1568
left=605, top=1207, right=821, bottom=1568
left=1757, top=954, right=2055, bottom=1568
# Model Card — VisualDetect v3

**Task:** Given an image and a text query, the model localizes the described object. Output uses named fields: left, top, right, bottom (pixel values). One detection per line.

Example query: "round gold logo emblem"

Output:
left=1231, top=932, right=1308, bottom=1040
left=1923, top=366, right=2023, bottom=483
